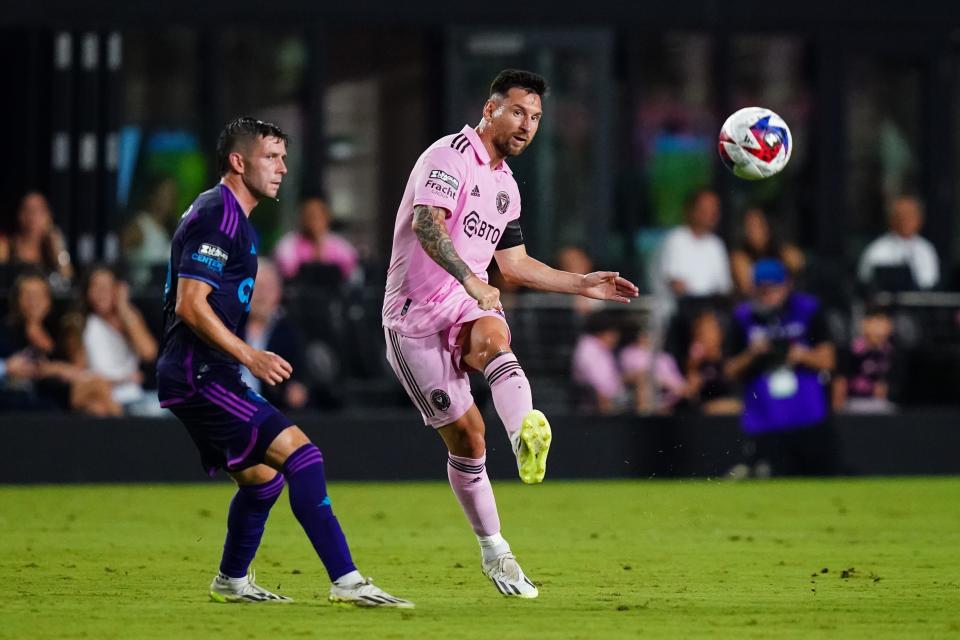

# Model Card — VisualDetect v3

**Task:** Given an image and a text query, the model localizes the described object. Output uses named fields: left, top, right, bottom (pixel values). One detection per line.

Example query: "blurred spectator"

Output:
left=857, top=195, right=939, bottom=291
left=685, top=310, right=741, bottom=415
left=620, top=326, right=689, bottom=415
left=730, top=207, right=805, bottom=297
left=274, top=193, right=359, bottom=282
left=725, top=259, right=838, bottom=476
left=68, top=266, right=161, bottom=414
left=240, top=258, right=310, bottom=410
left=556, top=245, right=602, bottom=316
left=832, top=305, right=897, bottom=414
left=0, top=348, right=41, bottom=410
left=121, top=175, right=179, bottom=289
left=570, top=311, right=626, bottom=414
left=0, top=191, right=73, bottom=287
left=656, top=188, right=732, bottom=301
left=0, top=271, right=120, bottom=416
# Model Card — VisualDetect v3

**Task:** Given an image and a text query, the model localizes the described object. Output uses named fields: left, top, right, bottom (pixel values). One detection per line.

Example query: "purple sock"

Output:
left=283, top=443, right=357, bottom=582
left=219, top=472, right=285, bottom=578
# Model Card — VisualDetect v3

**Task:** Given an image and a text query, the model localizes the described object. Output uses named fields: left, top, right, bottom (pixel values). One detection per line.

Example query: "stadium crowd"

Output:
left=0, top=183, right=956, bottom=432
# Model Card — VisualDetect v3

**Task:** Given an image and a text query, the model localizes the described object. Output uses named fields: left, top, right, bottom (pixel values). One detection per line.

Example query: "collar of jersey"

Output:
left=460, top=125, right=512, bottom=175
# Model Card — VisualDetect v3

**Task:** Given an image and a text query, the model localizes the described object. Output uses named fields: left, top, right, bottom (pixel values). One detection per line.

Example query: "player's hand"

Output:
left=4, top=352, right=38, bottom=380
left=463, top=275, right=502, bottom=311
left=578, top=271, right=639, bottom=304
left=786, top=343, right=810, bottom=366
left=748, top=337, right=771, bottom=357
left=247, top=350, right=293, bottom=386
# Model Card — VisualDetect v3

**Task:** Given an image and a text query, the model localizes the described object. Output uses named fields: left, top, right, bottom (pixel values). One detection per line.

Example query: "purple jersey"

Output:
left=156, top=184, right=259, bottom=402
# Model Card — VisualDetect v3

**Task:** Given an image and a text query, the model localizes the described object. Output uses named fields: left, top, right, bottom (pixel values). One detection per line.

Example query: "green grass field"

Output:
left=2, top=478, right=959, bottom=639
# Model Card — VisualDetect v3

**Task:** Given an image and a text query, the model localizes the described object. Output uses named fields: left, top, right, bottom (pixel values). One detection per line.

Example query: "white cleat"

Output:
left=329, top=577, right=415, bottom=608
left=482, top=552, right=539, bottom=598
left=209, top=570, right=293, bottom=603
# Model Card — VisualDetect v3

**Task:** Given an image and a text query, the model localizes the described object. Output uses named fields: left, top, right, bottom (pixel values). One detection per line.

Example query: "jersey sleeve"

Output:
left=176, top=209, right=235, bottom=290
left=495, top=218, right=524, bottom=250
left=411, top=146, right=469, bottom=213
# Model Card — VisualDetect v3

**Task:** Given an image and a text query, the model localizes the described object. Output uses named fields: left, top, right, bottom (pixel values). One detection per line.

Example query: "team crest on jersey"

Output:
left=431, top=389, right=451, bottom=412
left=496, top=191, right=510, bottom=214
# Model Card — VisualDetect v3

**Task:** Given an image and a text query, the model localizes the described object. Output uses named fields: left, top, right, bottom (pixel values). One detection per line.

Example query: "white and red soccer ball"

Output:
left=718, top=107, right=792, bottom=180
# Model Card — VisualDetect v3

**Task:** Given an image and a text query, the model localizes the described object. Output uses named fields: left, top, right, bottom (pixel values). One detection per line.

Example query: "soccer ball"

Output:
left=717, top=107, right=792, bottom=180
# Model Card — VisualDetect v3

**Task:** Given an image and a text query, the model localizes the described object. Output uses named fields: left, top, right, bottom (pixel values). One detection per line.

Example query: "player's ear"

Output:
left=228, top=151, right=245, bottom=174
left=482, top=99, right=498, bottom=121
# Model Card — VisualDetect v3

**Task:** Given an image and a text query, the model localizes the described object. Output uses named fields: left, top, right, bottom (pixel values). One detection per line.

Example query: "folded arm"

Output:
left=176, top=277, right=291, bottom=385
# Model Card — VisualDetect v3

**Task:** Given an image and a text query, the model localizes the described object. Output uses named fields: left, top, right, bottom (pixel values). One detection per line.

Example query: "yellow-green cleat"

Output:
left=515, top=410, right=551, bottom=484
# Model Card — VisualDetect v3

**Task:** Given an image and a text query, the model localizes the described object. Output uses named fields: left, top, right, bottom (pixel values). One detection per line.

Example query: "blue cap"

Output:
left=753, top=258, right=787, bottom=286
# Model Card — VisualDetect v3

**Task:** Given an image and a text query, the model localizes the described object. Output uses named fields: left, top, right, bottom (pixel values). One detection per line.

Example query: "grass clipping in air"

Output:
left=2, top=478, right=959, bottom=639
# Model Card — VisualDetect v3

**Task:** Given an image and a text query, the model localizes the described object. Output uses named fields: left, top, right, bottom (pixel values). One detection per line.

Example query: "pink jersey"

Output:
left=273, top=230, right=359, bottom=280
left=383, top=125, right=523, bottom=337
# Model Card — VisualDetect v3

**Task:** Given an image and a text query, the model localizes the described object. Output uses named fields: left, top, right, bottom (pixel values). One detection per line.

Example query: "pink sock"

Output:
left=447, top=454, right=500, bottom=536
left=483, top=351, right=532, bottom=442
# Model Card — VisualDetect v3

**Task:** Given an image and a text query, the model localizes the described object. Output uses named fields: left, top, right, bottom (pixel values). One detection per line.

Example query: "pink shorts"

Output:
left=384, top=300, right=510, bottom=428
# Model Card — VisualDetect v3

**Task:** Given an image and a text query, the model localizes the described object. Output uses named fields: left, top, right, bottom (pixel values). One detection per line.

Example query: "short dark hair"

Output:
left=216, top=116, right=289, bottom=176
left=299, top=189, right=329, bottom=206
left=489, top=69, right=548, bottom=99
left=863, top=302, right=891, bottom=319
left=683, top=187, right=717, bottom=215
left=584, top=310, right=622, bottom=337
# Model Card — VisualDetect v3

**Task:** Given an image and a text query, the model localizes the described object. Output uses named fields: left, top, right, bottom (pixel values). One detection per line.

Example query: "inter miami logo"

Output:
left=496, top=191, right=510, bottom=214
left=431, top=389, right=451, bottom=412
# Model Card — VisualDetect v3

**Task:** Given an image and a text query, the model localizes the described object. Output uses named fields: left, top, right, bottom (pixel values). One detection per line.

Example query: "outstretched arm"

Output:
left=412, top=205, right=501, bottom=310
left=494, top=244, right=639, bottom=304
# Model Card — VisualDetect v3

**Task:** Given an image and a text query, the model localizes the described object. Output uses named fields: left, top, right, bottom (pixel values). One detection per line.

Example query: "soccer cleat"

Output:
left=209, top=570, right=293, bottom=603
left=482, top=552, right=539, bottom=598
left=515, top=409, right=552, bottom=484
left=329, top=577, right=415, bottom=608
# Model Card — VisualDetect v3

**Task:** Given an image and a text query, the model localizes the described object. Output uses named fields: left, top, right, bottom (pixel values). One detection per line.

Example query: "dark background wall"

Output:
left=4, top=410, right=959, bottom=483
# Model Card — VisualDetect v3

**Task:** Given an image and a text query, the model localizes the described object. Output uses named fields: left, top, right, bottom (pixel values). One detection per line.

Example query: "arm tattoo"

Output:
left=412, top=205, right=473, bottom=282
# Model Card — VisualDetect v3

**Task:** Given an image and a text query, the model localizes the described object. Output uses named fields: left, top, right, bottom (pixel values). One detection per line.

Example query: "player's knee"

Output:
left=447, top=425, right=486, bottom=458
left=265, top=425, right=313, bottom=468
left=474, top=335, right=510, bottom=364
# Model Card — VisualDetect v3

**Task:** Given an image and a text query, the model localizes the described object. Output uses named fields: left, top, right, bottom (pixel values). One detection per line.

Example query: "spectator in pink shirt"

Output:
left=620, top=325, right=690, bottom=414
left=274, top=193, right=359, bottom=281
left=571, top=311, right=626, bottom=414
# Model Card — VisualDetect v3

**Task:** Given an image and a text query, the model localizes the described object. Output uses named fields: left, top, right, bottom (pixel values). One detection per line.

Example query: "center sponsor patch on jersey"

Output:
left=463, top=211, right=502, bottom=244
left=198, top=243, right=229, bottom=261
left=429, top=169, right=460, bottom=190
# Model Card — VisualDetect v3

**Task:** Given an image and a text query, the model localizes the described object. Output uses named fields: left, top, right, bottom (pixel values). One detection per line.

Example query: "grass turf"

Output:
left=2, top=478, right=959, bottom=639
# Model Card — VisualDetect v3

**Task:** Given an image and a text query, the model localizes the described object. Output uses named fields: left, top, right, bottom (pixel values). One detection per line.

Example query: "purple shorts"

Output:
left=162, top=374, right=293, bottom=476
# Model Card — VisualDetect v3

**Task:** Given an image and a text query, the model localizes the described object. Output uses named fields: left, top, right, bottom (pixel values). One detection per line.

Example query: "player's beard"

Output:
left=242, top=173, right=275, bottom=202
left=494, top=131, right=529, bottom=158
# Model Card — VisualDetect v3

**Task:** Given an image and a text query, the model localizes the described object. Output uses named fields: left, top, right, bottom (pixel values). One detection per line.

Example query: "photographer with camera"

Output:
left=724, top=259, right=839, bottom=477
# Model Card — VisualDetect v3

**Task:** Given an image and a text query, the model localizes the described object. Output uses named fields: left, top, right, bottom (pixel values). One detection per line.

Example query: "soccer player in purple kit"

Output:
left=382, top=70, right=639, bottom=597
left=157, top=117, right=412, bottom=607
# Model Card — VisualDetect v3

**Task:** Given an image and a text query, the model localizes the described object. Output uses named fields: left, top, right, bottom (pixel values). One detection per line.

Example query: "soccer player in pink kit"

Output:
left=382, top=70, right=639, bottom=598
